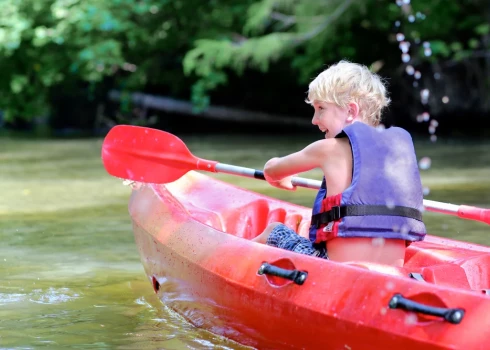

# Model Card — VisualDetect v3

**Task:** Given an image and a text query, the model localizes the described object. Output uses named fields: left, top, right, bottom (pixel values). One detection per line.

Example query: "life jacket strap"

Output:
left=311, top=205, right=423, bottom=229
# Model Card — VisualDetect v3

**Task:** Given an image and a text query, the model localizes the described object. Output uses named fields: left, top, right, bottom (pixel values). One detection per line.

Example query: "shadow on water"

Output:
left=1, top=134, right=489, bottom=348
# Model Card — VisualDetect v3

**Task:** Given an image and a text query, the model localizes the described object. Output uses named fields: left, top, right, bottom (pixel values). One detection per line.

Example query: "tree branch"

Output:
left=293, top=0, right=355, bottom=44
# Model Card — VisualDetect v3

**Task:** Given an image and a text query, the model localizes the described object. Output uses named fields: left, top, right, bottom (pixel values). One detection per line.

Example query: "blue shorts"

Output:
left=266, top=224, right=328, bottom=259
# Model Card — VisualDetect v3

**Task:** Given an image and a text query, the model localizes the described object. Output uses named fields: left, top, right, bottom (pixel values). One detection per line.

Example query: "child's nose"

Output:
left=311, top=115, right=318, bottom=125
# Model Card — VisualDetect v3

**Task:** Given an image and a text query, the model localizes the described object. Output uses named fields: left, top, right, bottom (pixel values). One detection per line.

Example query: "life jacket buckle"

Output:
left=331, top=206, right=341, bottom=221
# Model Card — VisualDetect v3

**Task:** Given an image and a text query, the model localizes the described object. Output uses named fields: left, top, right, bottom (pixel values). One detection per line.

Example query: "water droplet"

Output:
left=414, top=37, right=421, bottom=44
left=372, top=237, right=386, bottom=247
left=385, top=281, right=395, bottom=290
left=422, top=112, right=430, bottom=121
left=423, top=41, right=431, bottom=48
left=400, top=225, right=410, bottom=234
left=386, top=199, right=395, bottom=209
left=430, top=119, right=439, bottom=127
left=418, top=156, right=431, bottom=170
left=414, top=71, right=421, bottom=79
left=376, top=124, right=386, bottom=132
left=405, top=65, right=415, bottom=75
left=442, top=96, right=449, bottom=104
left=399, top=41, right=410, bottom=53
left=420, top=89, right=430, bottom=104
left=434, top=72, right=441, bottom=79
left=380, top=307, right=387, bottom=315
left=413, top=81, right=419, bottom=87
left=405, top=313, right=418, bottom=325
left=408, top=15, right=415, bottom=23
left=396, top=0, right=403, bottom=6
left=392, top=224, right=400, bottom=232
left=428, top=125, right=436, bottom=134
left=416, top=114, right=424, bottom=122
left=402, top=53, right=411, bottom=63
left=395, top=21, right=401, bottom=27
left=430, top=135, right=437, bottom=142
left=396, top=33, right=405, bottom=42
left=403, top=0, right=411, bottom=4
left=424, top=47, right=432, bottom=56
left=423, top=187, right=430, bottom=195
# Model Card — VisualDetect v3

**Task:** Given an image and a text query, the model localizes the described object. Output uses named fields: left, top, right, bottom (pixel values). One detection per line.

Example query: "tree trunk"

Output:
left=108, top=90, right=311, bottom=128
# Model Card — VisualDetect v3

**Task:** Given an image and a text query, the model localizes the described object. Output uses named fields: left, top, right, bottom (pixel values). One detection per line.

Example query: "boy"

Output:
left=252, top=61, right=426, bottom=267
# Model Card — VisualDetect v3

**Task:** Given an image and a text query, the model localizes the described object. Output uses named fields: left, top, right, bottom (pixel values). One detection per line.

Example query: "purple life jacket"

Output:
left=309, top=122, right=427, bottom=243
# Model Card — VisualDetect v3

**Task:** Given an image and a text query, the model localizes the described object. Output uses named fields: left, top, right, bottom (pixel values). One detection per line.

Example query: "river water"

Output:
left=1, top=134, right=489, bottom=348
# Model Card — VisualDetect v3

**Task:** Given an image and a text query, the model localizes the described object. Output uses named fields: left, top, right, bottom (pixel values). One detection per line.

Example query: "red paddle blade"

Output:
left=102, top=125, right=217, bottom=184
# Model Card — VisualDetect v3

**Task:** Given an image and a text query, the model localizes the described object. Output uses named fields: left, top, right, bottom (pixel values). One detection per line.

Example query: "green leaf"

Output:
left=475, top=23, right=490, bottom=36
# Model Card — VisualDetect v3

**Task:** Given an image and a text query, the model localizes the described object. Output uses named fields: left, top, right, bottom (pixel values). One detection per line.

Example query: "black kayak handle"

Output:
left=258, top=262, right=308, bottom=285
left=389, top=293, right=465, bottom=324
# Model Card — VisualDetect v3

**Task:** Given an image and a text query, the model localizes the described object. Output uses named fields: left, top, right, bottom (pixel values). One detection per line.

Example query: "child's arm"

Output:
left=263, top=139, right=333, bottom=190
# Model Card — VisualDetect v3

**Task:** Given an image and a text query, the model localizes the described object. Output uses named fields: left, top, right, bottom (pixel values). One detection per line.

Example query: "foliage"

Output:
left=0, top=0, right=488, bottom=123
left=183, top=0, right=490, bottom=110
left=0, top=0, right=253, bottom=122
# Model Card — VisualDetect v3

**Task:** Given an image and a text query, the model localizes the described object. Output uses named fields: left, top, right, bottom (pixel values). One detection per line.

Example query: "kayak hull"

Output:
left=129, top=172, right=490, bottom=349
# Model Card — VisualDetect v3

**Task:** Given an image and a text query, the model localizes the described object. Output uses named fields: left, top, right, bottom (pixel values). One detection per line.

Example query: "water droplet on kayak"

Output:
left=392, top=224, right=400, bottom=232
left=376, top=124, right=386, bottom=132
left=400, top=225, right=410, bottom=235
left=418, top=157, right=431, bottom=170
left=380, top=307, right=387, bottom=315
left=423, top=187, right=430, bottom=195
left=385, top=281, right=395, bottom=290
left=405, top=313, right=418, bottom=325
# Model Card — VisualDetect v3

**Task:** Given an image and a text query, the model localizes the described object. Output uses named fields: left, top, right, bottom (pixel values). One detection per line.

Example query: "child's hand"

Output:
left=265, top=174, right=297, bottom=191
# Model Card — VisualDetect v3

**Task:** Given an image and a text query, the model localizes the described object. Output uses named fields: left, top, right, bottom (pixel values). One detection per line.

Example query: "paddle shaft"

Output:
left=215, top=163, right=490, bottom=225
left=101, top=125, right=490, bottom=226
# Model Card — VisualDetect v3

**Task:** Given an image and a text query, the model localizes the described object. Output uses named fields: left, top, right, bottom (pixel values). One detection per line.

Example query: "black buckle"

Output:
left=331, top=206, right=341, bottom=221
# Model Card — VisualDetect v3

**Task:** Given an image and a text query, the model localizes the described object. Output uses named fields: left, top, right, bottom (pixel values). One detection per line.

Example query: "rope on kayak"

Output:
left=258, top=262, right=308, bottom=285
left=388, top=293, right=465, bottom=324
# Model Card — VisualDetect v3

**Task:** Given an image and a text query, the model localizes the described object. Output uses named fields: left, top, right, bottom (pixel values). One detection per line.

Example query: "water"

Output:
left=1, top=135, right=490, bottom=348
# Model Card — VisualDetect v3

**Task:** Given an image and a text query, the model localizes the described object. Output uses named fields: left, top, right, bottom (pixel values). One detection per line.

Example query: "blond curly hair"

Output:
left=306, top=60, right=390, bottom=126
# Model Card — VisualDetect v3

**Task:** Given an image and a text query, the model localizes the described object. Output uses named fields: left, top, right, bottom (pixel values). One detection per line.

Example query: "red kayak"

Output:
left=127, top=171, right=490, bottom=350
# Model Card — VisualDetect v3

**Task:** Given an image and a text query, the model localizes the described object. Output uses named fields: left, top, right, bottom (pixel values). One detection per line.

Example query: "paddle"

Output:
left=102, top=125, right=490, bottom=226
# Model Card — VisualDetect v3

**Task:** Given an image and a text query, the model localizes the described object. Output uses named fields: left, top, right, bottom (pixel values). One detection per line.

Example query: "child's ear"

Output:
left=347, top=102, right=360, bottom=122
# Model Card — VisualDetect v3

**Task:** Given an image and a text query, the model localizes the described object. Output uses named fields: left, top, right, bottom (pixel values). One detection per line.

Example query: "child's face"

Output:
left=311, top=101, right=354, bottom=138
